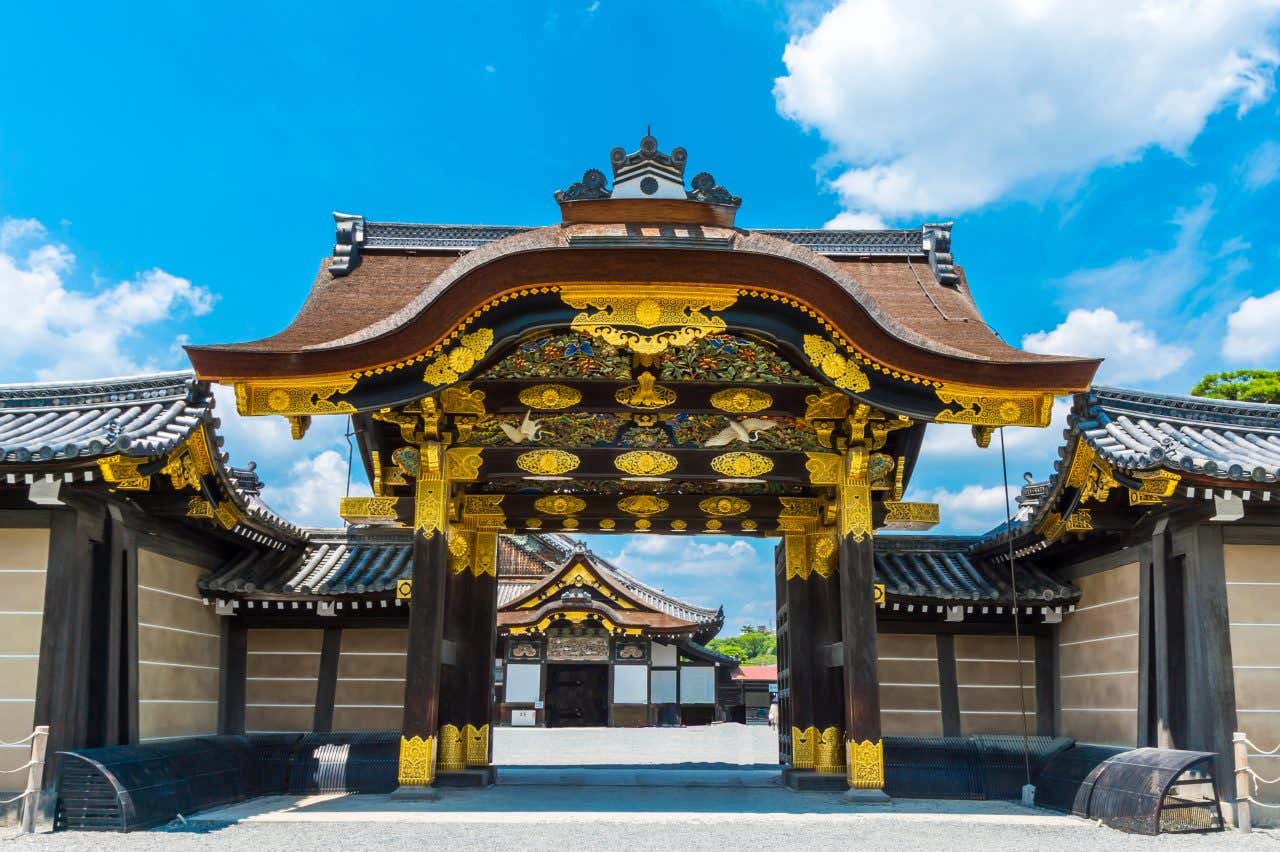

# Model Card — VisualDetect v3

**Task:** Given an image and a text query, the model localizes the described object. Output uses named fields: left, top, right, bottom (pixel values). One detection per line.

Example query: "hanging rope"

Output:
left=344, top=420, right=356, bottom=500
left=1000, top=427, right=1034, bottom=789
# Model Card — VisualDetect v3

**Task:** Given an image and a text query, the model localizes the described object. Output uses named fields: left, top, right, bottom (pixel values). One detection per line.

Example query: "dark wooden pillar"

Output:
left=936, top=634, right=960, bottom=737
left=464, top=563, right=498, bottom=768
left=219, top=618, right=247, bottom=735
left=313, top=627, right=342, bottom=733
left=839, top=533, right=883, bottom=791
left=436, top=564, right=471, bottom=773
left=33, top=505, right=99, bottom=787
left=1180, top=523, right=1238, bottom=818
left=1034, top=632, right=1056, bottom=737
left=783, top=533, right=820, bottom=771
left=397, top=455, right=450, bottom=789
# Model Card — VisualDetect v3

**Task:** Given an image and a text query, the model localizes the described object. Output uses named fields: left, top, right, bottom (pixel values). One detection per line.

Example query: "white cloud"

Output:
left=907, top=483, right=1020, bottom=535
left=824, top=210, right=887, bottom=230
left=0, top=217, right=214, bottom=379
left=1241, top=140, right=1280, bottom=191
left=266, top=449, right=371, bottom=528
left=775, top=1, right=1280, bottom=219
left=607, top=536, right=761, bottom=579
left=1224, top=288, right=1280, bottom=362
left=1023, top=308, right=1192, bottom=384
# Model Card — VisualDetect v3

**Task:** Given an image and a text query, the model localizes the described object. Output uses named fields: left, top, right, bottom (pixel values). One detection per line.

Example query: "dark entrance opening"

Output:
left=544, top=664, right=609, bottom=727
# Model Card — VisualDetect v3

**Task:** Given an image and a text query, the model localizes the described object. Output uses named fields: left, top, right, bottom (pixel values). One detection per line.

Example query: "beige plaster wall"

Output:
left=245, top=629, right=322, bottom=732
left=877, top=633, right=942, bottom=736
left=333, top=628, right=407, bottom=731
left=955, top=634, right=1037, bottom=735
left=0, top=529, right=48, bottom=790
left=1226, top=544, right=1280, bottom=815
left=1057, top=562, right=1139, bottom=746
left=137, top=549, right=220, bottom=741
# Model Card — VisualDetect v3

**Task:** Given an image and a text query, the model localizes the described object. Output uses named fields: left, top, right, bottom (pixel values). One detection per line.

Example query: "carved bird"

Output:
left=499, top=410, right=543, bottom=444
left=704, top=417, right=778, bottom=447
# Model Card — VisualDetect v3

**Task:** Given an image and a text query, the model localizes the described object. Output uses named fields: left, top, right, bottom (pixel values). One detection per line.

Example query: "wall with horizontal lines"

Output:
left=955, top=634, right=1037, bottom=735
left=1226, top=544, right=1280, bottom=818
left=877, top=633, right=942, bottom=736
left=245, top=629, right=322, bottom=732
left=0, top=528, right=47, bottom=790
left=333, top=628, right=408, bottom=731
left=1057, top=562, right=1139, bottom=746
left=137, top=549, right=221, bottom=741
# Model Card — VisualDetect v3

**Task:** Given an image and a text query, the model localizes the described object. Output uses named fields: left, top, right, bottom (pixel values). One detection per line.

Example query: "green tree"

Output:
left=1191, top=370, right=1280, bottom=404
left=708, top=629, right=777, bottom=665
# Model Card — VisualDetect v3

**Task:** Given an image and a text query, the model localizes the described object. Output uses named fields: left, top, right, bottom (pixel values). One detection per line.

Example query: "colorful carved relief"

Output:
left=659, top=335, right=815, bottom=385
left=482, top=332, right=632, bottom=381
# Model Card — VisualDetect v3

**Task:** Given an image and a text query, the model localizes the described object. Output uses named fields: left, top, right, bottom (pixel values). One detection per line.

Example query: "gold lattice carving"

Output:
left=710, top=451, right=773, bottom=478
left=561, top=285, right=738, bottom=356
left=791, top=726, right=816, bottom=770
left=618, top=495, right=669, bottom=516
left=804, top=388, right=852, bottom=421
left=1066, top=508, right=1093, bottom=531
left=448, top=529, right=472, bottom=574
left=185, top=496, right=214, bottom=519
left=96, top=454, right=151, bottom=491
left=519, top=384, right=583, bottom=410
left=699, top=496, right=751, bottom=517
left=934, top=383, right=1055, bottom=427
left=1129, top=469, right=1181, bottom=505
left=398, top=735, right=436, bottom=786
left=881, top=501, right=940, bottom=531
left=535, top=494, right=586, bottom=516
left=778, top=498, right=821, bottom=581
left=802, top=336, right=871, bottom=392
left=423, top=328, right=495, bottom=386
left=214, top=502, right=240, bottom=530
left=516, top=449, right=580, bottom=476
left=805, top=452, right=840, bottom=486
left=339, top=496, right=399, bottom=524
left=837, top=448, right=872, bottom=541
left=614, top=372, right=677, bottom=410
left=709, top=387, right=773, bottom=414
left=809, top=529, right=837, bottom=579
left=847, top=739, right=884, bottom=789
left=815, top=727, right=845, bottom=774
left=464, top=724, right=489, bottom=767
left=615, top=450, right=678, bottom=477
left=159, top=431, right=216, bottom=491
left=445, top=447, right=484, bottom=481
left=415, top=444, right=447, bottom=536
left=439, top=383, right=487, bottom=416
left=437, top=724, right=466, bottom=773
left=234, top=376, right=357, bottom=416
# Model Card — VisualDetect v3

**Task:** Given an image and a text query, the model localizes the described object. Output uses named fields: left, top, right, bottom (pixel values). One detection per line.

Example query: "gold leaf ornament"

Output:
left=423, top=328, right=495, bottom=386
left=699, top=496, right=750, bottom=517
left=561, top=285, right=738, bottom=356
left=518, top=384, right=582, bottom=410
left=710, top=451, right=773, bottom=478
left=710, top=387, right=772, bottom=414
left=617, top=495, right=670, bottom=516
left=614, top=450, right=678, bottom=477
left=534, top=494, right=587, bottom=516
left=516, top=449, right=581, bottom=476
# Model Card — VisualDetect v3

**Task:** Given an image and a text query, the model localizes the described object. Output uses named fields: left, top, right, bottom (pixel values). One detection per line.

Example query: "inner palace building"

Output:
left=0, top=136, right=1277, bottom=830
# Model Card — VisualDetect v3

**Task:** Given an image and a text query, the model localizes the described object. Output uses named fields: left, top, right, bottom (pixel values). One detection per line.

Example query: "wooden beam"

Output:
left=936, top=634, right=960, bottom=737
left=219, top=619, right=247, bottom=735
left=313, top=627, right=342, bottom=733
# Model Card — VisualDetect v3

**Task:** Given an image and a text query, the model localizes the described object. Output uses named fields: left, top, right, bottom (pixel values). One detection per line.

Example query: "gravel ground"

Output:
left=7, top=727, right=1273, bottom=850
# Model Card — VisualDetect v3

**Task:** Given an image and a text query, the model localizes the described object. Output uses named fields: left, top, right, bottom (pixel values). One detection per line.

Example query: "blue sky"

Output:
left=2, top=2, right=1279, bottom=632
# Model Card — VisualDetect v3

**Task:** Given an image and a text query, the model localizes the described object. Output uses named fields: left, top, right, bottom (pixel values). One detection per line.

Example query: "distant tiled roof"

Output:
left=0, top=371, right=209, bottom=463
left=731, top=664, right=778, bottom=682
left=1079, top=386, right=1280, bottom=484
left=875, top=535, right=1077, bottom=605
left=357, top=220, right=929, bottom=257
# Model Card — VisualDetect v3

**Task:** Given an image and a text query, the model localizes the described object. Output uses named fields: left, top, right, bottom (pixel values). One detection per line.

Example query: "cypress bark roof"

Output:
left=875, top=535, right=1078, bottom=606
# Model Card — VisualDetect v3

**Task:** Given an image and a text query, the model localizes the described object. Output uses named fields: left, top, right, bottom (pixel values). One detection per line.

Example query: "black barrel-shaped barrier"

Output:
left=287, top=731, right=399, bottom=794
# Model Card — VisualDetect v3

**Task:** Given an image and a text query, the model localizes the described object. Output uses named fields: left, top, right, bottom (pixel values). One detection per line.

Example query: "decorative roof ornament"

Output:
left=554, top=134, right=741, bottom=225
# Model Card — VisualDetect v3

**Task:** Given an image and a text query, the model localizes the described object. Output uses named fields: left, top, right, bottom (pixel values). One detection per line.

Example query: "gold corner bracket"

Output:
left=934, top=384, right=1056, bottom=428
left=234, top=376, right=358, bottom=417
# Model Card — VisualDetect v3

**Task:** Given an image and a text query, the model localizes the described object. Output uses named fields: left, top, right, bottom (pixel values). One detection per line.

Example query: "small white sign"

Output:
left=511, top=709, right=536, bottom=727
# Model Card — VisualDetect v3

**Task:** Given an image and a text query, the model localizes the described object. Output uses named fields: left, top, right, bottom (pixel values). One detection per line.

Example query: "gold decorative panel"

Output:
left=881, top=501, right=940, bottom=531
left=815, top=727, right=845, bottom=774
left=935, top=383, right=1055, bottom=427
left=699, top=496, right=750, bottom=517
left=445, top=447, right=484, bottom=481
left=847, top=739, right=884, bottom=789
left=710, top=387, right=772, bottom=414
left=561, top=285, right=738, bottom=356
left=438, top=724, right=466, bottom=773
left=234, top=376, right=357, bottom=416
left=97, top=454, right=151, bottom=491
left=618, top=495, right=669, bottom=516
left=614, top=450, right=678, bottom=477
left=519, top=384, right=582, bottom=410
left=805, top=452, right=840, bottom=485
left=614, top=372, right=676, bottom=409
left=339, top=496, right=399, bottom=524
left=802, top=336, right=870, bottom=392
left=465, top=724, right=489, bottom=767
left=535, top=494, right=586, bottom=516
left=516, top=449, right=580, bottom=476
left=710, top=451, right=773, bottom=478
left=398, top=735, right=436, bottom=786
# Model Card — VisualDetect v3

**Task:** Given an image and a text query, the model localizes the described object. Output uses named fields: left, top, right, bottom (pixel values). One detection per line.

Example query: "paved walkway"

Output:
left=494, top=722, right=779, bottom=767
